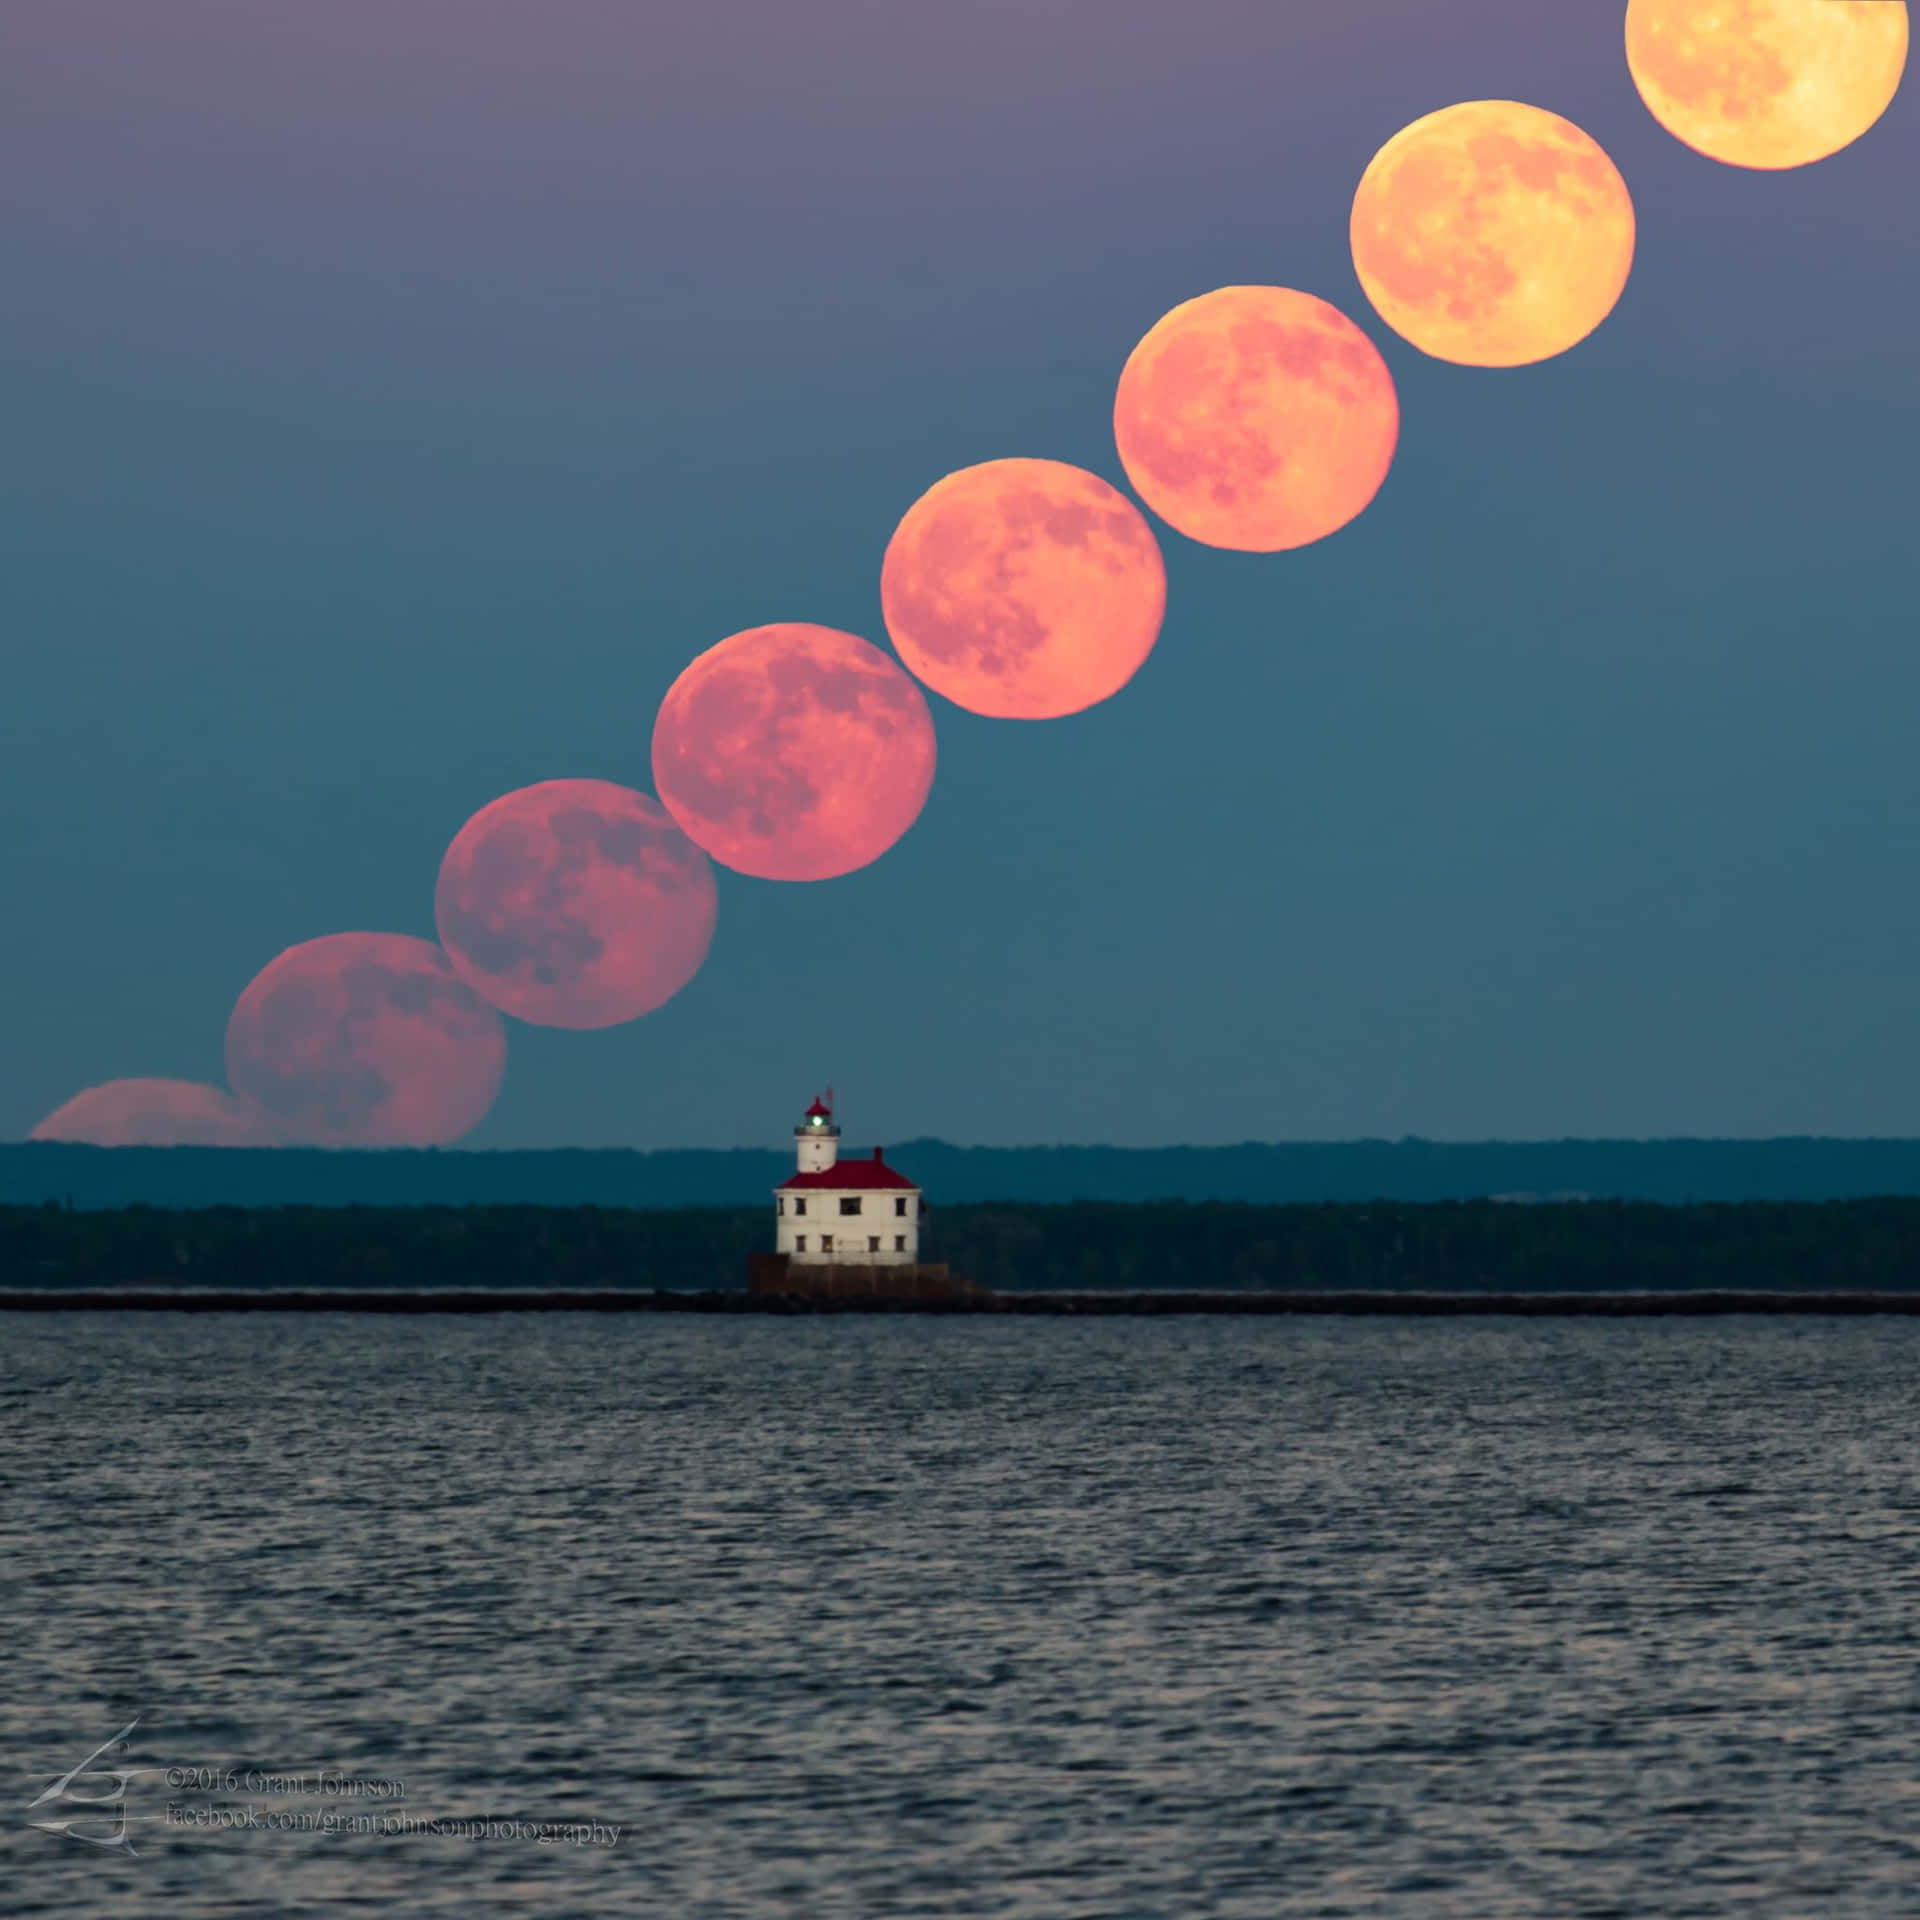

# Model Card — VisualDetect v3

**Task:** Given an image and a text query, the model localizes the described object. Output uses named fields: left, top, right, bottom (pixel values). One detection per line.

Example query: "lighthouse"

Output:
left=773, top=1091, right=923, bottom=1267
left=749, top=1093, right=983, bottom=1301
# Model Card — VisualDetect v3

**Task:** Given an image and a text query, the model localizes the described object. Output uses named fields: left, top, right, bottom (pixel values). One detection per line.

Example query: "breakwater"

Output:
left=9, top=1288, right=1920, bottom=1314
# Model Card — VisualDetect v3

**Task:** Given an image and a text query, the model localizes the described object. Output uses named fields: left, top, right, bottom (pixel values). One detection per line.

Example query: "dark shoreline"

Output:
left=17, top=1198, right=1920, bottom=1296
left=10, top=1288, right=1920, bottom=1315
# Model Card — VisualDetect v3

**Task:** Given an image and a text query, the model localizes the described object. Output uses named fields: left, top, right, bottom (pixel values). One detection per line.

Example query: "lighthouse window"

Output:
left=868, top=1236, right=880, bottom=1252
left=793, top=1198, right=806, bottom=1216
left=839, top=1197, right=862, bottom=1216
left=894, top=1236, right=906, bottom=1252
left=822, top=1234, right=834, bottom=1252
left=894, top=1197, right=907, bottom=1216
left=795, top=1236, right=806, bottom=1252
left=777, top=1198, right=784, bottom=1216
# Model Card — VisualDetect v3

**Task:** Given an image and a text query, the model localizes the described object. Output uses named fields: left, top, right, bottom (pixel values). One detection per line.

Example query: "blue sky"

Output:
left=3, top=0, right=1915, bottom=1148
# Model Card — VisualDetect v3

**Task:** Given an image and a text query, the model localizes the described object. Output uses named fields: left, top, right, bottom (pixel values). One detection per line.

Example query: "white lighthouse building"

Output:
left=774, top=1092, right=923, bottom=1267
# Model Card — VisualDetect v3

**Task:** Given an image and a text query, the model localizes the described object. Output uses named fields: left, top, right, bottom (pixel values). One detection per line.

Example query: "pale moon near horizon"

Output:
left=652, top=623, right=937, bottom=882
left=1626, top=0, right=1908, bottom=169
left=1351, top=101, right=1637, bottom=368
left=436, top=779, right=717, bottom=1029
left=880, top=459, right=1166, bottom=719
left=225, top=932, right=507, bottom=1146
left=31, top=1078, right=279, bottom=1147
left=1112, top=287, right=1400, bottom=552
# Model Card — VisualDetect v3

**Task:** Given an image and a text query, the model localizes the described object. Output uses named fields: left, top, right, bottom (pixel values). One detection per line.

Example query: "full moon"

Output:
left=1626, top=0, right=1908, bottom=169
left=1350, top=101, right=1637, bottom=367
left=880, top=459, right=1166, bottom=719
left=652, top=623, right=937, bottom=881
left=32, top=1079, right=278, bottom=1147
left=225, top=932, right=507, bottom=1146
left=436, top=779, right=717, bottom=1029
left=1112, top=286, right=1400, bottom=552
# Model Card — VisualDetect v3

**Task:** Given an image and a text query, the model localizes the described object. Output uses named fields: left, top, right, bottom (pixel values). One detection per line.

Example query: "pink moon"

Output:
left=435, top=779, right=717, bottom=1029
left=31, top=1079, right=279, bottom=1147
left=224, top=932, right=508, bottom=1146
left=880, top=457, right=1168, bottom=721
left=651, top=623, right=937, bottom=881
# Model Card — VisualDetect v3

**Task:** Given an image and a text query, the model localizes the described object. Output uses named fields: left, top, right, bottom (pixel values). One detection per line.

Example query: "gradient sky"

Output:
left=4, top=0, right=1916, bottom=1150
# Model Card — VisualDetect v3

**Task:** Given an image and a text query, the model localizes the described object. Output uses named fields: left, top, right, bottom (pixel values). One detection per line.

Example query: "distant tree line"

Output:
left=939, top=1202, right=1920, bottom=1293
left=21, top=1137, right=1920, bottom=1210
left=5, top=1199, right=1920, bottom=1293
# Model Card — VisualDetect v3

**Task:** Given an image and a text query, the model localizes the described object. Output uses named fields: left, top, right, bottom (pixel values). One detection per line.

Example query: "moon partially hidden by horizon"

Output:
left=1112, top=287, right=1400, bottom=552
left=225, top=932, right=507, bottom=1146
left=1351, top=101, right=1636, bottom=368
left=436, top=780, right=717, bottom=1029
left=1626, top=0, right=1908, bottom=170
left=32, top=1078, right=280, bottom=1147
left=652, top=623, right=937, bottom=882
left=880, top=459, right=1166, bottom=719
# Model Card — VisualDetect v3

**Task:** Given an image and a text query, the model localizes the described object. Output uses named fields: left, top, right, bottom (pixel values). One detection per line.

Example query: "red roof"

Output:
left=777, top=1150, right=919, bottom=1192
left=803, top=1097, right=833, bottom=1119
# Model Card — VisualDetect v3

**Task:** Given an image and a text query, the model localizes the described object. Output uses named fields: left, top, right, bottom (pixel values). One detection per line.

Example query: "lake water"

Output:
left=4, top=1314, right=1920, bottom=1917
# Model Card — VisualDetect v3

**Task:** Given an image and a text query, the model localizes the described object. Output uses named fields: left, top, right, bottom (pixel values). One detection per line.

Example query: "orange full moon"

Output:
left=436, top=779, right=717, bottom=1029
left=1626, top=0, right=1908, bottom=169
left=1112, top=287, right=1400, bottom=553
left=651, top=623, right=937, bottom=881
left=225, top=932, right=507, bottom=1146
left=31, top=1079, right=279, bottom=1147
left=1350, top=101, right=1637, bottom=368
left=879, top=459, right=1166, bottom=719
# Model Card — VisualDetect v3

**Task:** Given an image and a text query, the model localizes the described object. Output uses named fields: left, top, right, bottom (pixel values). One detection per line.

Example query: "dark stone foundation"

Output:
left=747, top=1253, right=990, bottom=1303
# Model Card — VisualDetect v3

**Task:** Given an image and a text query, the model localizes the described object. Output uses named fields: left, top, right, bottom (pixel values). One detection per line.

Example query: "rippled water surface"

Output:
left=5, top=1314, right=1920, bottom=1917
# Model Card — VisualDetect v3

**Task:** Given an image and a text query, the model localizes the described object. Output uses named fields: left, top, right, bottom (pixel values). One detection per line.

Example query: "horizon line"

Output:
left=19, top=1134, right=1920, bottom=1156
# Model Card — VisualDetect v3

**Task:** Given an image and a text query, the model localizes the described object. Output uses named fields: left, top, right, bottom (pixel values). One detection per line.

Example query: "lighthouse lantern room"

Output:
left=795, top=1094, right=839, bottom=1173
left=775, top=1091, right=923, bottom=1267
